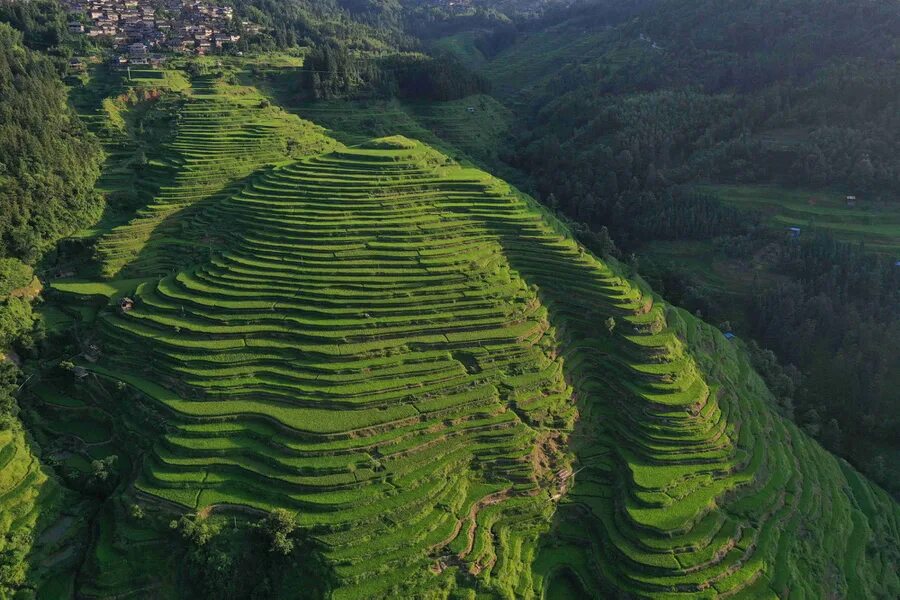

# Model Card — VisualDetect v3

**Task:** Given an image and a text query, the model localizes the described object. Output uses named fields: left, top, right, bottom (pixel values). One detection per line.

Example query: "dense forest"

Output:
left=0, top=22, right=103, bottom=423
left=228, top=0, right=414, bottom=50
left=512, top=0, right=900, bottom=203
left=299, top=43, right=487, bottom=100
left=478, top=0, right=900, bottom=493
left=0, top=25, right=103, bottom=262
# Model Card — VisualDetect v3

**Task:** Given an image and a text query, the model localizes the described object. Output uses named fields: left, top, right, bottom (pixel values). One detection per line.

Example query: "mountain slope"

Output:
left=41, top=70, right=900, bottom=598
left=0, top=421, right=72, bottom=598
left=465, top=0, right=900, bottom=497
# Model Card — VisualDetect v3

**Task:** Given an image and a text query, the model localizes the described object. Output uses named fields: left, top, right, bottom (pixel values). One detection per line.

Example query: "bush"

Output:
left=0, top=259, right=33, bottom=297
left=259, top=508, right=296, bottom=555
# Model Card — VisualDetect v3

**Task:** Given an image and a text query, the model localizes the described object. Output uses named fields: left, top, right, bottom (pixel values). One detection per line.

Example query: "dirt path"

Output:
left=458, top=488, right=513, bottom=560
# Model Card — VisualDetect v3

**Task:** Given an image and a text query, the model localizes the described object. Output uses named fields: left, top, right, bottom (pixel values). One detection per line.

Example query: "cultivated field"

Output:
left=0, top=422, right=75, bottom=598
left=36, top=71, right=900, bottom=598
left=702, top=184, right=900, bottom=253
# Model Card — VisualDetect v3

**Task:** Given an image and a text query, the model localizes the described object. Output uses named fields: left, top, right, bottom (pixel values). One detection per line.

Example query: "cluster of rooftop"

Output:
left=63, top=0, right=257, bottom=62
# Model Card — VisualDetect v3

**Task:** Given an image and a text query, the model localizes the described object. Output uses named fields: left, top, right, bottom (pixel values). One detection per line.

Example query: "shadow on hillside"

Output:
left=473, top=208, right=625, bottom=597
left=115, top=167, right=272, bottom=281
left=14, top=426, right=90, bottom=598
left=70, top=67, right=179, bottom=246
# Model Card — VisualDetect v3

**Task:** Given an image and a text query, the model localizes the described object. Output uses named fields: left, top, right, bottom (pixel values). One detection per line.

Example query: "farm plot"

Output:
left=52, top=74, right=900, bottom=598
left=88, top=135, right=578, bottom=597
left=701, top=184, right=900, bottom=253
left=490, top=206, right=900, bottom=597
left=0, top=423, right=70, bottom=597
left=95, top=75, right=335, bottom=278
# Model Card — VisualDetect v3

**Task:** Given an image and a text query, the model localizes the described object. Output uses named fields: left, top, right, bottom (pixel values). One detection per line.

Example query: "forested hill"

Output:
left=228, top=0, right=411, bottom=49
left=466, top=0, right=900, bottom=496
left=494, top=0, right=900, bottom=197
left=0, top=21, right=102, bottom=354
left=0, top=24, right=103, bottom=262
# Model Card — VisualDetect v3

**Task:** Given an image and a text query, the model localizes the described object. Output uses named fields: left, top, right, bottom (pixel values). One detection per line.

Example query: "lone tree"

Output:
left=90, top=455, right=118, bottom=483
left=260, top=508, right=297, bottom=555
left=170, top=515, right=218, bottom=547
left=604, top=317, right=617, bottom=335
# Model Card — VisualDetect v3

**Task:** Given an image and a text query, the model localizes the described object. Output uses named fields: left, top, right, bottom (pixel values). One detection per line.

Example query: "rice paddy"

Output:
left=36, top=70, right=900, bottom=598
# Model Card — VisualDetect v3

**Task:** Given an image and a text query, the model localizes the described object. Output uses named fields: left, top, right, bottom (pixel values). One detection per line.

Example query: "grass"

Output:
left=701, top=183, right=900, bottom=253
left=35, top=67, right=900, bottom=599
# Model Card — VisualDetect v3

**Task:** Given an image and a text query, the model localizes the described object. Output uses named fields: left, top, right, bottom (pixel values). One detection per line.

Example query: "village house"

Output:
left=62, top=0, right=250, bottom=53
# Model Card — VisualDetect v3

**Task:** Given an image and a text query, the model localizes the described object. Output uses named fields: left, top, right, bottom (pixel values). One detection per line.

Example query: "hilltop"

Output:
left=6, top=66, right=897, bottom=599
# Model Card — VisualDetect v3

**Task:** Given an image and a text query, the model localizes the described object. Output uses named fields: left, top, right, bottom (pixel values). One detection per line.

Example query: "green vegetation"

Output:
left=0, top=260, right=34, bottom=298
left=701, top=184, right=900, bottom=253
left=0, top=24, right=103, bottom=263
left=94, top=73, right=335, bottom=278
left=457, top=0, right=900, bottom=495
left=0, top=369, right=77, bottom=599
left=80, top=115, right=578, bottom=594
left=0, top=0, right=898, bottom=596
left=0, top=24, right=104, bottom=596
left=26, top=67, right=896, bottom=597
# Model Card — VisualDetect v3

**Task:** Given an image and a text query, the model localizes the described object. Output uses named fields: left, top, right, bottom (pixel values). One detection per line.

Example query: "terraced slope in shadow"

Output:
left=0, top=423, right=72, bottom=597
left=96, top=76, right=335, bottom=279
left=479, top=206, right=900, bottom=598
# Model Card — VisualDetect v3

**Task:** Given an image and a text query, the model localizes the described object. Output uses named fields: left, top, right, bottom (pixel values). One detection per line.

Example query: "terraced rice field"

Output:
left=95, top=75, right=335, bottom=278
left=0, top=424, right=67, bottom=596
left=89, top=136, right=578, bottom=597
left=50, top=74, right=900, bottom=598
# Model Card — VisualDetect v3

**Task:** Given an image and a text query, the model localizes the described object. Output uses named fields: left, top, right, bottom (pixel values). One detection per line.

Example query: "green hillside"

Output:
left=31, top=70, right=900, bottom=598
left=0, top=421, right=75, bottom=598
left=459, top=0, right=900, bottom=498
left=95, top=75, right=336, bottom=279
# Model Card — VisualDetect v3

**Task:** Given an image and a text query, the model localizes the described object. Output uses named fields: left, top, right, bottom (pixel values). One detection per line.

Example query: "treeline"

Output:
left=229, top=0, right=415, bottom=51
left=300, top=43, right=488, bottom=101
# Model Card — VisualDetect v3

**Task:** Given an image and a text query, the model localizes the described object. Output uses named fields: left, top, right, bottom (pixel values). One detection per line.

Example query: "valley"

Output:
left=1, top=1, right=899, bottom=597
left=9, top=64, right=899, bottom=599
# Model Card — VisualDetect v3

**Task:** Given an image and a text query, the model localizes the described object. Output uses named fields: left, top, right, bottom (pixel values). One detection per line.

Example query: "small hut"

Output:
left=119, top=297, right=135, bottom=313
